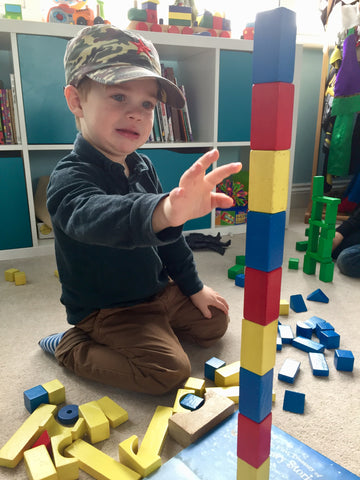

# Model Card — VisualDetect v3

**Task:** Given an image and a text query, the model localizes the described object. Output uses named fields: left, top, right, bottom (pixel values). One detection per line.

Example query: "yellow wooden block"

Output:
left=240, top=319, right=278, bottom=376
left=0, top=404, right=57, bottom=468
left=168, top=11, right=192, bottom=20
left=71, top=417, right=87, bottom=441
left=14, top=271, right=26, bottom=285
left=237, top=456, right=270, bottom=480
left=79, top=401, right=110, bottom=444
left=65, top=438, right=141, bottom=480
left=248, top=150, right=290, bottom=213
left=173, top=388, right=195, bottom=413
left=279, top=299, right=289, bottom=315
left=24, top=444, right=57, bottom=480
left=119, top=406, right=173, bottom=477
left=214, top=361, right=240, bottom=387
left=4, top=268, right=19, bottom=281
left=42, top=379, right=66, bottom=404
left=51, top=433, right=79, bottom=480
left=184, top=377, right=205, bottom=396
left=272, top=391, right=276, bottom=403
left=96, top=396, right=128, bottom=428
left=205, top=386, right=239, bottom=403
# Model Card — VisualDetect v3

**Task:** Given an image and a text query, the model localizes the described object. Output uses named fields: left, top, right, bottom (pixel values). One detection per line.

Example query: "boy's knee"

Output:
left=148, top=354, right=191, bottom=395
left=196, top=308, right=229, bottom=348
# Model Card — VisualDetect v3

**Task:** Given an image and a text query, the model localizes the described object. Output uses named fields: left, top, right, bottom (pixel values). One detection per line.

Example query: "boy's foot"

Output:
left=38, top=332, right=66, bottom=356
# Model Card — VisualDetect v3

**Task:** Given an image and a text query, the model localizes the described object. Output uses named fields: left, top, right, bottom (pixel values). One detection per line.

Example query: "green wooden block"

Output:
left=236, top=255, right=246, bottom=265
left=303, top=254, right=316, bottom=275
left=228, top=265, right=244, bottom=279
left=288, top=258, right=299, bottom=270
left=312, top=176, right=324, bottom=196
left=169, top=18, right=191, bottom=26
left=319, top=261, right=334, bottom=283
left=296, top=240, right=308, bottom=251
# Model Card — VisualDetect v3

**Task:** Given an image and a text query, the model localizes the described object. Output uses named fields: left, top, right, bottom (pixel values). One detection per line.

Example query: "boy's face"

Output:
left=66, top=78, right=158, bottom=165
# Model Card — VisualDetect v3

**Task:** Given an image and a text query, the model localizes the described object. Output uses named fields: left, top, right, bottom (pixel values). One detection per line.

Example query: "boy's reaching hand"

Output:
left=153, top=149, right=242, bottom=232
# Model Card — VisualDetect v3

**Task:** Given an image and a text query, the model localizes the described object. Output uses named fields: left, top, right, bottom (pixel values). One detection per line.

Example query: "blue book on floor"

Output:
left=146, top=413, right=359, bottom=479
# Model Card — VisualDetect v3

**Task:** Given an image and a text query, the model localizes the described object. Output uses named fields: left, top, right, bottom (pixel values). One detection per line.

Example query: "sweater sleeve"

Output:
left=336, top=204, right=360, bottom=238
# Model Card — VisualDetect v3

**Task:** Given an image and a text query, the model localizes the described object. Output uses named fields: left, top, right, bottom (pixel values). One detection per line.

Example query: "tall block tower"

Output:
left=237, top=8, right=297, bottom=479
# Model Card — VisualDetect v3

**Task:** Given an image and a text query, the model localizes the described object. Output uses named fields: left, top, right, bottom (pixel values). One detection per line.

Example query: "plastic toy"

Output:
left=47, top=0, right=110, bottom=25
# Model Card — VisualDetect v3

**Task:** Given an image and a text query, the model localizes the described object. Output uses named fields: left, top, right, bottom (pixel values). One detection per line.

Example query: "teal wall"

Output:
left=293, top=46, right=323, bottom=184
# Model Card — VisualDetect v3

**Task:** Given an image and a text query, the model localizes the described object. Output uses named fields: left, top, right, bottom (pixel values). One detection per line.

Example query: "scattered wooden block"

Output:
left=334, top=349, right=354, bottom=372
left=184, top=377, right=205, bottom=397
left=14, top=271, right=26, bottom=285
left=168, top=391, right=235, bottom=448
left=308, top=352, right=329, bottom=377
left=214, top=361, right=240, bottom=387
left=204, top=357, right=226, bottom=381
left=24, top=444, right=57, bottom=480
left=279, top=299, right=289, bottom=315
left=42, top=379, right=65, bottom=405
left=65, top=439, right=141, bottom=480
left=278, top=358, right=301, bottom=384
left=283, top=390, right=305, bottom=414
left=96, top=396, right=128, bottom=428
left=4, top=268, right=19, bottom=282
left=78, top=401, right=110, bottom=444
left=51, top=432, right=79, bottom=480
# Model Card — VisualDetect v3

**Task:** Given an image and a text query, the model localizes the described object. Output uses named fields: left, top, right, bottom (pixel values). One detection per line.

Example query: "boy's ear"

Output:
left=64, top=85, right=84, bottom=117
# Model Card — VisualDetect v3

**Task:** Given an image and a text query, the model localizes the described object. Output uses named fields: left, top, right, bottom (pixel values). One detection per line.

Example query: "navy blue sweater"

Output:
left=47, top=134, right=203, bottom=325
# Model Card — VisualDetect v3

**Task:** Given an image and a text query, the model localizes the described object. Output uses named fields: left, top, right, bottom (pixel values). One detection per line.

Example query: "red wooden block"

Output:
left=237, top=412, right=272, bottom=468
left=250, top=82, right=294, bottom=150
left=243, top=267, right=282, bottom=325
left=32, top=430, right=52, bottom=456
left=213, top=15, right=223, bottom=30
left=146, top=9, right=157, bottom=23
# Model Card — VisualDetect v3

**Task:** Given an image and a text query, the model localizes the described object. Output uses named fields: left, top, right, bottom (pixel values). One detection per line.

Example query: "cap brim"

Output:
left=86, top=65, right=185, bottom=109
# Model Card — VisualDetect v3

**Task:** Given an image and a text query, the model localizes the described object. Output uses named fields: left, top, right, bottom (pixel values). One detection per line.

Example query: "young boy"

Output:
left=39, top=24, right=241, bottom=395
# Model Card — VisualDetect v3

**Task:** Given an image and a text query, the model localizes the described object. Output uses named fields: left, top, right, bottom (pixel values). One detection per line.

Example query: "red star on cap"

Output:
left=130, top=39, right=152, bottom=58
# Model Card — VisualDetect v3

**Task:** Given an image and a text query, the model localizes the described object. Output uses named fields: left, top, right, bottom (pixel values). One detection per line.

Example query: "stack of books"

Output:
left=0, top=74, right=21, bottom=145
left=148, top=65, right=193, bottom=143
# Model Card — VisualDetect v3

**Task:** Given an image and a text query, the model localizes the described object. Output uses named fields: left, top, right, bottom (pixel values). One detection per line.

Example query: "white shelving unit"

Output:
left=0, top=19, right=301, bottom=260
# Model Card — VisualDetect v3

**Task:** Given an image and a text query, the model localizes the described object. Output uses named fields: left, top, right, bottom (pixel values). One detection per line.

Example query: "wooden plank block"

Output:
left=168, top=391, right=235, bottom=447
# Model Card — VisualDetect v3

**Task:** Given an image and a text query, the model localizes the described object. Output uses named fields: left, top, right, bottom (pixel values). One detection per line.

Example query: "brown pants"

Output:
left=55, top=282, right=228, bottom=395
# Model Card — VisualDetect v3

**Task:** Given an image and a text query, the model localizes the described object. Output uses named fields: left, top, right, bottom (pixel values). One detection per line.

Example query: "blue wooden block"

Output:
left=290, top=294, right=307, bottom=313
left=239, top=367, right=273, bottom=423
left=278, top=358, right=300, bottom=384
left=24, top=385, right=49, bottom=413
left=283, top=390, right=305, bottom=414
left=235, top=273, right=245, bottom=287
left=315, top=319, right=334, bottom=338
left=318, top=330, right=340, bottom=349
left=305, top=316, right=323, bottom=331
left=58, top=404, right=79, bottom=425
left=296, top=321, right=312, bottom=339
left=252, top=7, right=296, bottom=84
left=308, top=352, right=329, bottom=377
left=245, top=211, right=286, bottom=272
left=276, top=331, right=282, bottom=351
left=169, top=5, right=192, bottom=13
left=142, top=2, right=157, bottom=10
left=334, top=349, right=354, bottom=372
left=306, top=288, right=329, bottom=303
left=278, top=324, right=294, bottom=344
left=180, top=394, right=205, bottom=411
left=292, top=336, right=325, bottom=353
left=204, top=357, right=226, bottom=381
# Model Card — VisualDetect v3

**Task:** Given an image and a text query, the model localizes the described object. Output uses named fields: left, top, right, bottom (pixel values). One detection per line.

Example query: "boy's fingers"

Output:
left=196, top=149, right=220, bottom=171
left=206, top=162, right=242, bottom=186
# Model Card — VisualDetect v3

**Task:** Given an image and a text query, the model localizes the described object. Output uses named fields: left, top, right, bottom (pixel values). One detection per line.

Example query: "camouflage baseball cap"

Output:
left=64, top=24, right=185, bottom=109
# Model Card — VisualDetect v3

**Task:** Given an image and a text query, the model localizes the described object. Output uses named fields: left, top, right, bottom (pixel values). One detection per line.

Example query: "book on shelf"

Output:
left=146, top=64, right=193, bottom=144
left=0, top=88, right=14, bottom=144
left=0, top=76, right=21, bottom=145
